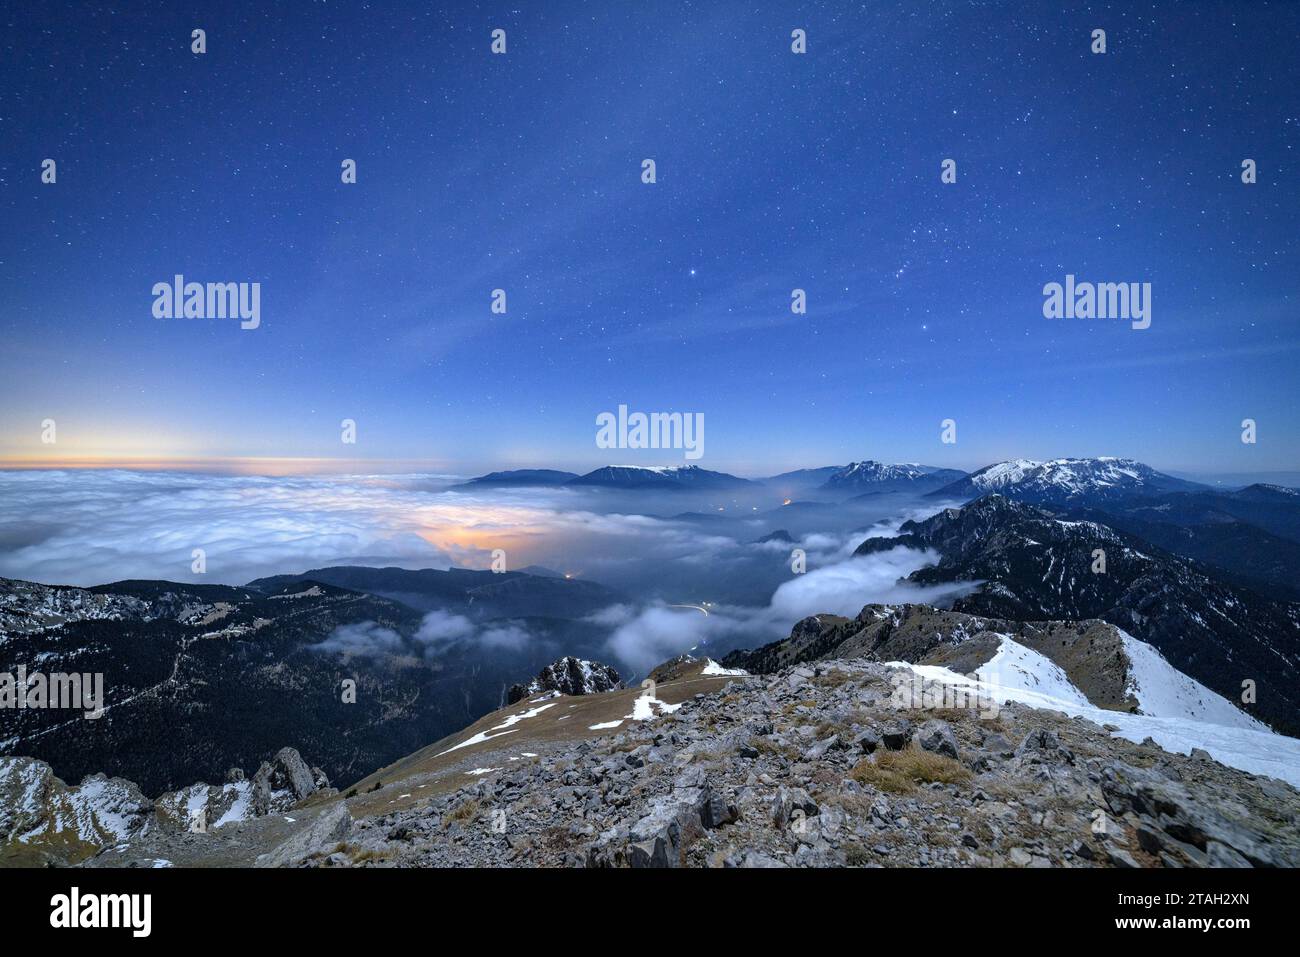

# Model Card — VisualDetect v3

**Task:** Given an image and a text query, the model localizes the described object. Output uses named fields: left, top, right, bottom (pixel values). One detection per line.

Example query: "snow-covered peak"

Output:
left=822, top=461, right=958, bottom=490
left=607, top=465, right=700, bottom=475
left=828, top=461, right=927, bottom=483
left=959, top=457, right=1187, bottom=501
left=507, top=656, right=623, bottom=704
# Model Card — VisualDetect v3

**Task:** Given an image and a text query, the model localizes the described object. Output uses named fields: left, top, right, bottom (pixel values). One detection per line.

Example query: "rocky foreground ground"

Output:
left=9, top=656, right=1299, bottom=868
left=323, top=659, right=1300, bottom=868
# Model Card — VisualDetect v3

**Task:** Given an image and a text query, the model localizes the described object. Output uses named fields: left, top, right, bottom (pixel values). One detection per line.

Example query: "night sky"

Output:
left=2, top=1, right=1297, bottom=476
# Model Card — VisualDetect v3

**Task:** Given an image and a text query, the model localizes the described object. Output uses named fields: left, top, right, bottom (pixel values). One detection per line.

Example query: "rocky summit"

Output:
left=507, top=656, right=623, bottom=705
left=331, top=661, right=1300, bottom=868
left=53, top=653, right=1298, bottom=869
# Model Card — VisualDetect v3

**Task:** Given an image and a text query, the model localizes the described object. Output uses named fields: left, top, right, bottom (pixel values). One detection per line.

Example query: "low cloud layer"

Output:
left=0, top=469, right=746, bottom=587
left=313, top=608, right=534, bottom=660
left=604, top=546, right=980, bottom=675
left=0, top=468, right=973, bottom=676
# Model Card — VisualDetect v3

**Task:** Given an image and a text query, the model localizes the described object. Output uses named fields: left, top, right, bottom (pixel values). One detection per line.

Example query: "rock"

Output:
left=852, top=729, right=880, bottom=754
left=733, top=851, right=787, bottom=868
left=880, top=720, right=913, bottom=751
left=1135, top=825, right=1164, bottom=854
left=0, top=757, right=153, bottom=864
left=803, top=736, right=839, bottom=762
left=1101, top=763, right=1297, bottom=868
left=1017, top=729, right=1060, bottom=754
left=1072, top=839, right=1098, bottom=861
left=915, top=720, right=960, bottom=760
left=701, top=791, right=735, bottom=829
left=256, top=803, right=352, bottom=867
left=1205, top=840, right=1252, bottom=868
left=251, top=747, right=319, bottom=815
left=981, top=732, right=1013, bottom=756
left=771, top=786, right=818, bottom=828
left=601, top=785, right=721, bottom=868
left=1106, top=847, right=1141, bottom=868
left=1016, top=728, right=1074, bottom=764
left=508, top=657, right=623, bottom=705
left=628, top=836, right=672, bottom=868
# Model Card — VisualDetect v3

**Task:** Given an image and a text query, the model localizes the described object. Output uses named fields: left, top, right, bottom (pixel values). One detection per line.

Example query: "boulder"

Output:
left=880, top=720, right=913, bottom=751
left=771, top=786, right=818, bottom=828
left=256, top=803, right=352, bottom=867
left=251, top=747, right=320, bottom=814
left=1101, top=763, right=1297, bottom=868
left=915, top=720, right=960, bottom=760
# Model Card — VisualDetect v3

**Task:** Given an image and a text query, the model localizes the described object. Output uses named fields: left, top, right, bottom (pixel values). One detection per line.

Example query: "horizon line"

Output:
left=0, top=455, right=1295, bottom=484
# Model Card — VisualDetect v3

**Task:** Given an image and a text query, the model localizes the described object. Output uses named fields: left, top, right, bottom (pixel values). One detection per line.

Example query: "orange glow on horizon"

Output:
left=0, top=456, right=455, bottom=476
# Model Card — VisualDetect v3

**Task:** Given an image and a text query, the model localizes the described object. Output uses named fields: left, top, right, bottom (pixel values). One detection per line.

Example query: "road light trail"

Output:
left=667, top=603, right=710, bottom=616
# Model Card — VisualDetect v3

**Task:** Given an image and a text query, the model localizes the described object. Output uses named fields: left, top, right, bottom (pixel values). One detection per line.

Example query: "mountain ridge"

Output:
left=856, top=495, right=1300, bottom=735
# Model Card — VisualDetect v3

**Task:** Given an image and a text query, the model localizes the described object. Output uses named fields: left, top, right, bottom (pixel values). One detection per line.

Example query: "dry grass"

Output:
left=812, top=671, right=853, bottom=688
left=809, top=767, right=841, bottom=789
left=689, top=749, right=724, bottom=764
left=750, top=736, right=800, bottom=760
left=850, top=746, right=972, bottom=794
left=444, top=798, right=481, bottom=825
left=844, top=841, right=874, bottom=866
left=349, top=845, right=391, bottom=864
left=820, top=791, right=874, bottom=817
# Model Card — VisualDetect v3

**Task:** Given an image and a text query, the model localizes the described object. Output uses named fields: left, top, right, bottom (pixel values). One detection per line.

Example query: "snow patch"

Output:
left=1119, top=630, right=1270, bottom=732
left=701, top=659, right=749, bottom=677
left=887, top=655, right=1300, bottom=787
left=436, top=702, right=558, bottom=756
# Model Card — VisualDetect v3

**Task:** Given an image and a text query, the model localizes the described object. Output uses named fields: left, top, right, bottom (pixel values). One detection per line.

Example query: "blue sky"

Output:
left=2, top=1, right=1297, bottom=476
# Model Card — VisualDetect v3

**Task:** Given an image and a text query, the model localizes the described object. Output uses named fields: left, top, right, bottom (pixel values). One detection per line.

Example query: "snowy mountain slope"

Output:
left=761, top=466, right=844, bottom=489
left=892, top=647, right=1300, bottom=787
left=855, top=495, right=1300, bottom=736
left=1116, top=630, right=1271, bottom=732
left=962, top=630, right=1267, bottom=733
left=929, top=457, right=1203, bottom=505
left=968, top=636, right=1094, bottom=708
left=822, top=461, right=966, bottom=494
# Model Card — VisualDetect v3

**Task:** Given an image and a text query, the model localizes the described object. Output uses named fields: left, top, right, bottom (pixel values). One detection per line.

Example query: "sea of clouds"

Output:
left=0, top=469, right=974, bottom=674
